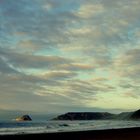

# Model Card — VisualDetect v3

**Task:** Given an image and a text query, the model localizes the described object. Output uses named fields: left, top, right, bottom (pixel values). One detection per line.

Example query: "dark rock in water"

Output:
left=16, top=115, right=32, bottom=121
left=130, top=109, right=140, bottom=119
left=59, top=124, right=69, bottom=127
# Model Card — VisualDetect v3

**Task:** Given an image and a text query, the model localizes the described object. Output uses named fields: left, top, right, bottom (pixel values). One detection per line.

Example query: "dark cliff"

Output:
left=130, top=109, right=140, bottom=119
left=53, top=112, right=115, bottom=120
left=53, top=109, right=140, bottom=120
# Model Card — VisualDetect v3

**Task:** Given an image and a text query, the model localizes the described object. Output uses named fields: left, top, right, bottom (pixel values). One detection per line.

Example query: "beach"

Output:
left=0, top=127, right=140, bottom=140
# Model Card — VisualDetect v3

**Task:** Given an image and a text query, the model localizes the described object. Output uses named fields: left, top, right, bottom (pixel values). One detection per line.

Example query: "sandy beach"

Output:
left=0, top=127, right=140, bottom=140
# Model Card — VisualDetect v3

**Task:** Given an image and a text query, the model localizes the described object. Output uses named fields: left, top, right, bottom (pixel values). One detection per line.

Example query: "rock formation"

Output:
left=53, top=109, right=140, bottom=120
left=15, top=115, right=32, bottom=121
left=53, top=112, right=115, bottom=120
left=130, top=109, right=140, bottom=119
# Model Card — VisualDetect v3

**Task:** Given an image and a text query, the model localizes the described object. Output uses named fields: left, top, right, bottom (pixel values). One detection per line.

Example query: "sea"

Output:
left=0, top=120, right=140, bottom=135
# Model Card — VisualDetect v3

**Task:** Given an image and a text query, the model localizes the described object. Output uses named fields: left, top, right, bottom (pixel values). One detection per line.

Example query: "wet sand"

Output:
left=0, top=127, right=140, bottom=140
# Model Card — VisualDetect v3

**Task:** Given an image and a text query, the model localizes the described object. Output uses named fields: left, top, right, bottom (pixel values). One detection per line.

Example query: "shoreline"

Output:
left=0, top=127, right=140, bottom=140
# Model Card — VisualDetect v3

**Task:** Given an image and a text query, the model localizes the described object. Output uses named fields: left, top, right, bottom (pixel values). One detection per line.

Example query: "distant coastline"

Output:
left=53, top=109, right=140, bottom=120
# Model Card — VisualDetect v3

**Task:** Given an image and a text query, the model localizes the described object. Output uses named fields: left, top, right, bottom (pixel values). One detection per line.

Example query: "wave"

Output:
left=0, top=120, right=140, bottom=135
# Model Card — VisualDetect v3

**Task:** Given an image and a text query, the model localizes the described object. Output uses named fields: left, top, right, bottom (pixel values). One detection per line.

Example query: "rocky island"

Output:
left=15, top=115, right=32, bottom=121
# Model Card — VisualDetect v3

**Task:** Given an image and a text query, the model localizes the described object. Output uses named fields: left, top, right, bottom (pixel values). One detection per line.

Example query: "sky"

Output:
left=0, top=0, right=140, bottom=113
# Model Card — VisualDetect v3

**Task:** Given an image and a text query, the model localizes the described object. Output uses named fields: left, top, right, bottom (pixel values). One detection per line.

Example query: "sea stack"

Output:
left=15, top=115, right=32, bottom=121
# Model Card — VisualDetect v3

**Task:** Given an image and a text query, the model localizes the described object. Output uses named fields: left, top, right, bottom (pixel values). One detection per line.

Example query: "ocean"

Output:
left=0, top=120, right=140, bottom=135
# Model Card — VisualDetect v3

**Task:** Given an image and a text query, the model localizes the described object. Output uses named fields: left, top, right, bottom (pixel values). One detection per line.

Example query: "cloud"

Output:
left=120, top=84, right=136, bottom=89
left=123, top=91, right=139, bottom=99
left=74, top=3, right=104, bottom=18
left=0, top=0, right=140, bottom=112
left=93, top=56, right=112, bottom=67
left=55, top=63, right=94, bottom=71
left=41, top=71, right=77, bottom=80
left=116, top=49, right=140, bottom=66
left=0, top=0, right=75, bottom=51
left=0, top=74, right=44, bottom=110
left=0, top=56, right=17, bottom=73
left=62, top=79, right=115, bottom=97
left=114, top=48, right=140, bottom=80
left=68, top=0, right=140, bottom=48
left=16, top=40, right=43, bottom=53
left=0, top=50, right=72, bottom=70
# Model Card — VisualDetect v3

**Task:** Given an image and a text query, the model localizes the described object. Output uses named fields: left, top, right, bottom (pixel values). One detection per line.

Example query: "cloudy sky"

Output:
left=0, top=0, right=140, bottom=113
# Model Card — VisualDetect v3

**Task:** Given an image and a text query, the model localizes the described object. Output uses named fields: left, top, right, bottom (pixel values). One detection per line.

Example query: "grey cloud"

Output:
left=0, top=56, right=17, bottom=73
left=122, top=67, right=140, bottom=79
left=120, top=83, right=140, bottom=89
left=115, top=49, right=140, bottom=66
left=42, top=71, right=77, bottom=80
left=0, top=48, right=94, bottom=74
left=69, top=0, right=140, bottom=48
left=93, top=56, right=112, bottom=67
left=33, top=79, right=115, bottom=108
left=0, top=50, right=72, bottom=70
left=115, top=48, right=140, bottom=80
left=0, top=0, right=140, bottom=112
left=125, top=49, right=140, bottom=65
left=0, top=74, right=41, bottom=94
left=123, top=91, right=140, bottom=99
left=1, top=0, right=140, bottom=51
left=123, top=93, right=137, bottom=99
left=120, top=84, right=134, bottom=89
left=54, top=63, right=94, bottom=71
left=0, top=70, right=77, bottom=107
left=0, top=0, right=75, bottom=49
left=64, top=80, right=115, bottom=95
left=0, top=72, right=55, bottom=111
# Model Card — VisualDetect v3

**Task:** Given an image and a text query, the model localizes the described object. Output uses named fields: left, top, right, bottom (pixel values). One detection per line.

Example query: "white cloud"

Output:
left=74, top=3, right=104, bottom=18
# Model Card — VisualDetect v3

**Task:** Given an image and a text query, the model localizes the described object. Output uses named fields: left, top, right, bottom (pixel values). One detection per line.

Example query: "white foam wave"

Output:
left=0, top=120, right=140, bottom=135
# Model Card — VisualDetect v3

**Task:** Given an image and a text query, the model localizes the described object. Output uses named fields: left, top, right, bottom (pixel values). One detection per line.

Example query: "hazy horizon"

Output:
left=0, top=107, right=137, bottom=114
left=0, top=0, right=140, bottom=114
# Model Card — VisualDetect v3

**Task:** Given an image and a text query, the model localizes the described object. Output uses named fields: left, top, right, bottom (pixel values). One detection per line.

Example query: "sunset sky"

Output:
left=0, top=0, right=140, bottom=113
